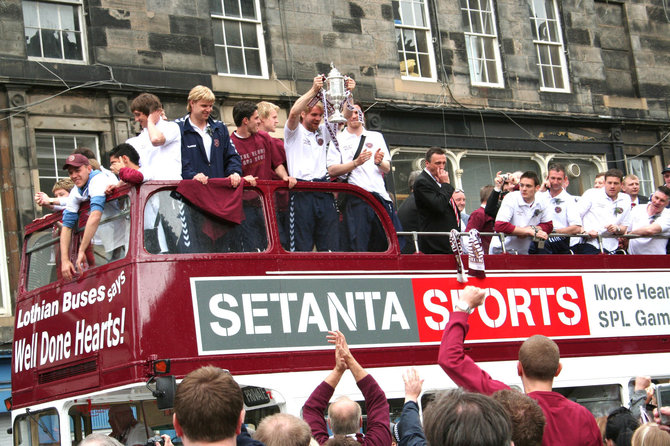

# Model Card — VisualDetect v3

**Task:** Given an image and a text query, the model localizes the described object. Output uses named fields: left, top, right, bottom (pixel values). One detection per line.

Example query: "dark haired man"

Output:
left=423, top=388, right=512, bottom=446
left=413, top=147, right=459, bottom=254
left=573, top=168, right=631, bottom=254
left=127, top=92, right=181, bottom=181
left=172, top=366, right=244, bottom=446
left=230, top=101, right=295, bottom=188
left=489, top=171, right=553, bottom=254
left=533, top=163, right=581, bottom=254
left=626, top=185, right=670, bottom=254
left=439, top=286, right=602, bottom=445
left=465, top=185, right=496, bottom=253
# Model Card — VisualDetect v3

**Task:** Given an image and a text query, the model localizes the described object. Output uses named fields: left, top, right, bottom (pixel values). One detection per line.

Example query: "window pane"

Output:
left=210, top=0, right=223, bottom=15
left=552, top=66, right=564, bottom=88
left=227, top=47, right=245, bottom=74
left=25, top=27, right=42, bottom=56
left=148, top=190, right=268, bottom=253
left=392, top=0, right=401, bottom=21
left=215, top=46, right=229, bottom=73
left=224, top=21, right=241, bottom=47
left=40, top=2, right=60, bottom=29
left=224, top=0, right=240, bottom=17
left=541, top=65, right=553, bottom=87
left=22, top=1, right=39, bottom=27
left=26, top=228, right=60, bottom=291
left=241, top=21, right=258, bottom=48
left=59, top=4, right=75, bottom=30
left=212, top=20, right=224, bottom=44
left=482, top=12, right=493, bottom=34
left=486, top=59, right=498, bottom=83
left=400, top=1, right=414, bottom=26
left=404, top=29, right=417, bottom=52
left=41, top=29, right=63, bottom=59
left=241, top=0, right=256, bottom=19
left=244, top=49, right=261, bottom=76
left=418, top=54, right=432, bottom=77
left=63, top=31, right=82, bottom=60
left=396, top=28, right=403, bottom=51
left=415, top=30, right=428, bottom=53
left=413, top=2, right=425, bottom=27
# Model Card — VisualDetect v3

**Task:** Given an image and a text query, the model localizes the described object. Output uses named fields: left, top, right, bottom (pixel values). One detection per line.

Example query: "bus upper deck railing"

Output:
left=397, top=231, right=670, bottom=254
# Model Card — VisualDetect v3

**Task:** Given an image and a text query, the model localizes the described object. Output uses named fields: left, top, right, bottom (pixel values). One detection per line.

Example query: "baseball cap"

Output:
left=662, top=165, right=670, bottom=174
left=62, top=153, right=90, bottom=170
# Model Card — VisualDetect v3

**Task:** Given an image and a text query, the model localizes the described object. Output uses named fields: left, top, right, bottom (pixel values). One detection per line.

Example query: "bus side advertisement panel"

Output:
left=191, top=272, right=670, bottom=355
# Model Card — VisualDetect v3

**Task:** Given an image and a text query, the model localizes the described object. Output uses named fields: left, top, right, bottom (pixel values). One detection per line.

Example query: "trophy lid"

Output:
left=327, top=63, right=342, bottom=79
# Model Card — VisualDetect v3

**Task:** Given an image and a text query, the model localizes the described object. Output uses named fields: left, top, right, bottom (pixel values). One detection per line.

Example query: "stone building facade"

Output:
left=0, top=0, right=669, bottom=327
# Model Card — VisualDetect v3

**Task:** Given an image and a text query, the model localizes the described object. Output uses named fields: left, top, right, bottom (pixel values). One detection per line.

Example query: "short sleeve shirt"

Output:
left=627, top=205, right=670, bottom=254
left=126, top=119, right=182, bottom=181
left=490, top=190, right=549, bottom=254
left=284, top=122, right=332, bottom=180
left=538, top=189, right=581, bottom=229
left=576, top=188, right=632, bottom=252
left=327, top=129, right=391, bottom=201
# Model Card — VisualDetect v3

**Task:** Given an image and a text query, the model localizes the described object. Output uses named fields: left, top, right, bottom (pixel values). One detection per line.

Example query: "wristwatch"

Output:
left=454, top=299, right=473, bottom=314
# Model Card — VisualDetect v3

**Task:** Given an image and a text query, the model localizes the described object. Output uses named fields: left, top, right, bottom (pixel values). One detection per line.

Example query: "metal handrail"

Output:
left=396, top=231, right=670, bottom=254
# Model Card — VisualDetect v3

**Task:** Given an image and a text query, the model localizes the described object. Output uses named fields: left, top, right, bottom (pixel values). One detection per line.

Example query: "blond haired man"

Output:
left=176, top=85, right=242, bottom=185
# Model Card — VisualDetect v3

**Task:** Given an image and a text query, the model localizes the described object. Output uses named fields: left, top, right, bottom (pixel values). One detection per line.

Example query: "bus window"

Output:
left=276, top=190, right=389, bottom=253
left=68, top=401, right=172, bottom=446
left=553, top=384, right=622, bottom=417
left=75, top=196, right=130, bottom=269
left=25, top=227, right=61, bottom=291
left=13, top=408, right=60, bottom=446
left=147, top=190, right=268, bottom=254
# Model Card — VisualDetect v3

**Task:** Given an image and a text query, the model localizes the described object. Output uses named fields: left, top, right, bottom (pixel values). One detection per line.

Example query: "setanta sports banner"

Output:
left=190, top=272, right=670, bottom=355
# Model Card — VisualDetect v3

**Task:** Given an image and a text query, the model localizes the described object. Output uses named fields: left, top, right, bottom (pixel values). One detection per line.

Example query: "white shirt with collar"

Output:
left=126, top=118, right=182, bottom=180
left=327, top=128, right=391, bottom=201
left=490, top=190, right=549, bottom=254
left=627, top=205, right=670, bottom=254
left=538, top=189, right=581, bottom=230
left=575, top=187, right=632, bottom=252
left=284, top=122, right=332, bottom=180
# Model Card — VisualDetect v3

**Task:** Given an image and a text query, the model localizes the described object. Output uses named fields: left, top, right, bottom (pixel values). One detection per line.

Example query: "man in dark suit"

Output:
left=623, top=174, right=649, bottom=207
left=414, top=147, right=459, bottom=253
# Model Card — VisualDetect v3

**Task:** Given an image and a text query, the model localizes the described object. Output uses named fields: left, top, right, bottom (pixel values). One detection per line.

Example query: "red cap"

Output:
left=62, top=154, right=89, bottom=170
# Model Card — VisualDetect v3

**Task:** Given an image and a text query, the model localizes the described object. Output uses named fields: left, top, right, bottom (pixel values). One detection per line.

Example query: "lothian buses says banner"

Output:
left=190, top=272, right=670, bottom=355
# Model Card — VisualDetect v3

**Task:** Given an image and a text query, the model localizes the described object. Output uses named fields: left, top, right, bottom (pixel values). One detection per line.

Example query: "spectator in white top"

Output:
left=327, top=103, right=401, bottom=251
left=532, top=163, right=582, bottom=254
left=626, top=185, right=670, bottom=254
left=126, top=93, right=182, bottom=181
left=573, top=168, right=631, bottom=254
left=35, top=178, right=74, bottom=212
left=490, top=171, right=553, bottom=254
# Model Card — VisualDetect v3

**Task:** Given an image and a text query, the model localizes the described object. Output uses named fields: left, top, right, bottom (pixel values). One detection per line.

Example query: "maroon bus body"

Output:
left=12, top=181, right=670, bottom=409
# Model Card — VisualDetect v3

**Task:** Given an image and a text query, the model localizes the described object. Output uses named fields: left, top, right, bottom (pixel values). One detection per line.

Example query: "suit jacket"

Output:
left=413, top=170, right=458, bottom=254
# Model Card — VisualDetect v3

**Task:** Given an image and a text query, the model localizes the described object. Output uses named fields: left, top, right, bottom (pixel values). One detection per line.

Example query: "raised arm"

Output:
left=286, top=76, right=323, bottom=132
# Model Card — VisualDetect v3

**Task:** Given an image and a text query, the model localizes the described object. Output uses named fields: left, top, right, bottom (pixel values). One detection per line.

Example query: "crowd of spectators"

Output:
left=79, top=308, right=670, bottom=446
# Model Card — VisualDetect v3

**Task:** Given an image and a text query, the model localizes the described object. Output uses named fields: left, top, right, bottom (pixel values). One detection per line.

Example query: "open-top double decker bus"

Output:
left=11, top=179, right=670, bottom=446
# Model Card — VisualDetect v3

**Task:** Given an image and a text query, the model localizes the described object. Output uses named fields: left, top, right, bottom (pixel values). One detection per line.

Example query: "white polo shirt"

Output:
left=490, top=190, right=549, bottom=254
left=327, top=128, right=391, bottom=201
left=575, top=188, right=631, bottom=252
left=284, top=122, right=332, bottom=180
left=126, top=118, right=182, bottom=181
left=538, top=189, right=581, bottom=230
left=627, top=205, right=670, bottom=254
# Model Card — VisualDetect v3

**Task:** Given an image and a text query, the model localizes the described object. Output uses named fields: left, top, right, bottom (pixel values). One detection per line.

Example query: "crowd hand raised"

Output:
left=345, top=77, right=356, bottom=91
left=403, top=368, right=424, bottom=403
left=313, top=75, right=324, bottom=92
left=461, top=285, right=485, bottom=308
left=493, top=171, right=504, bottom=189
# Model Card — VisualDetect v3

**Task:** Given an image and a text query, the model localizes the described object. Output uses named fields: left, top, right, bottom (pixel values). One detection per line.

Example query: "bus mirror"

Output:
left=153, top=376, right=176, bottom=410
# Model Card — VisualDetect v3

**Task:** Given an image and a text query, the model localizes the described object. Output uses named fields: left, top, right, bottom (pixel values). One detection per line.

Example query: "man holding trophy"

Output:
left=284, top=70, right=355, bottom=252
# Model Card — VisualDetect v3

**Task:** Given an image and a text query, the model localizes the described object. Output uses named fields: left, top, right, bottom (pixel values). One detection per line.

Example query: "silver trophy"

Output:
left=325, top=63, right=347, bottom=124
